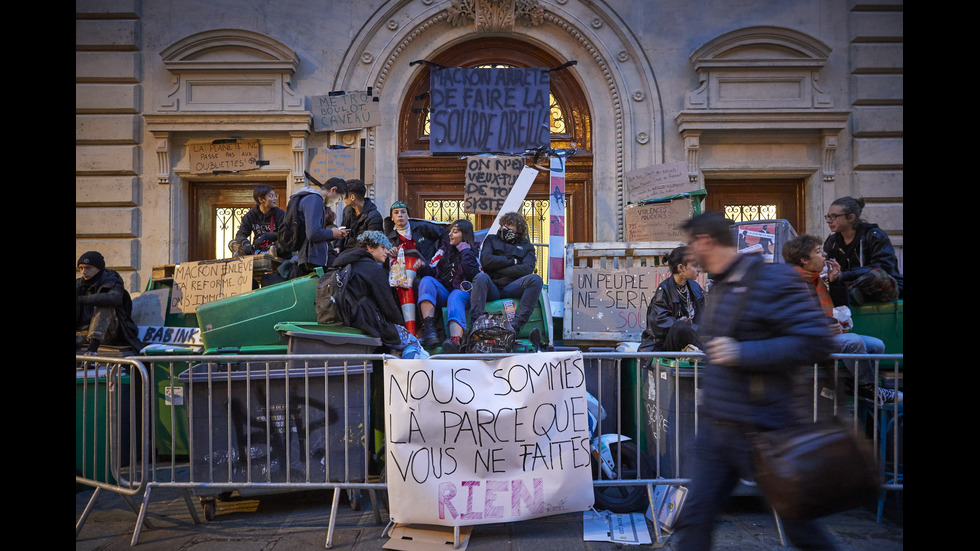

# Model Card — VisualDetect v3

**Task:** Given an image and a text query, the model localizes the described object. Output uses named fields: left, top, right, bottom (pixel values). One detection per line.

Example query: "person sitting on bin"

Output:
left=228, top=184, right=285, bottom=257
left=331, top=231, right=425, bottom=357
left=823, top=196, right=903, bottom=304
left=638, top=246, right=706, bottom=358
left=287, top=174, right=350, bottom=278
left=469, top=212, right=543, bottom=343
left=384, top=201, right=445, bottom=335
left=415, top=219, right=480, bottom=352
left=338, top=179, right=384, bottom=253
left=782, top=234, right=902, bottom=405
left=76, top=251, right=144, bottom=356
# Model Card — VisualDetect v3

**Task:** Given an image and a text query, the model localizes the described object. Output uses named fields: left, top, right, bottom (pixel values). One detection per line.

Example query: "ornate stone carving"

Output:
left=447, top=0, right=545, bottom=31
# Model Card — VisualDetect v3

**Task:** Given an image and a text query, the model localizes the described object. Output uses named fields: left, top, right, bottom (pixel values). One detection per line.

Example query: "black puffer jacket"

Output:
left=76, top=269, right=144, bottom=352
left=383, top=217, right=447, bottom=264
left=331, top=247, right=404, bottom=347
left=478, top=232, right=536, bottom=287
left=823, top=222, right=903, bottom=297
left=699, top=254, right=835, bottom=430
left=340, top=199, right=384, bottom=251
left=639, top=276, right=705, bottom=352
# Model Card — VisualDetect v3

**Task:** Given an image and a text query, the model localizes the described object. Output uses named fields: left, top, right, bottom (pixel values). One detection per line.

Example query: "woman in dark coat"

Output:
left=823, top=196, right=903, bottom=304
left=415, top=219, right=480, bottom=352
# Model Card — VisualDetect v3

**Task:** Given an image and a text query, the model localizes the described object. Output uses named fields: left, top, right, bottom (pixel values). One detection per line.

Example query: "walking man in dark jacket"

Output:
left=76, top=251, right=144, bottom=355
left=674, top=211, right=837, bottom=550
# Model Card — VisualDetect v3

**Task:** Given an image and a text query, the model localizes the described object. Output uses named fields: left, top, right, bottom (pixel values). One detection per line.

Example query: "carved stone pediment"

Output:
left=158, top=29, right=304, bottom=112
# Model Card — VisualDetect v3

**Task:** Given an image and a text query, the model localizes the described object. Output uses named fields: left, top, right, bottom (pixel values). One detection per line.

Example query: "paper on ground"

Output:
left=582, top=510, right=652, bottom=545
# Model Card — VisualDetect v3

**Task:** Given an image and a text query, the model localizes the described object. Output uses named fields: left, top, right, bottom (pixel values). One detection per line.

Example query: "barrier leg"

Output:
left=772, top=509, right=786, bottom=547
left=325, top=487, right=341, bottom=548
left=76, top=487, right=102, bottom=537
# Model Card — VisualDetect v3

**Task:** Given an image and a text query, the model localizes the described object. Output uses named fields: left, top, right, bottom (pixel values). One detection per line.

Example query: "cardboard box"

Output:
left=624, top=198, right=697, bottom=242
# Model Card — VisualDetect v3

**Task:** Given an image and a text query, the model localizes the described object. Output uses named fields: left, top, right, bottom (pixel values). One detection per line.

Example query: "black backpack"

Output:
left=315, top=264, right=354, bottom=325
left=466, top=312, right=516, bottom=354
left=276, top=192, right=308, bottom=259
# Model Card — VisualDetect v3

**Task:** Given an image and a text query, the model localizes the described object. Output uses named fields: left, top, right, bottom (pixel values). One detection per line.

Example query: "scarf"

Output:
left=794, top=265, right=833, bottom=317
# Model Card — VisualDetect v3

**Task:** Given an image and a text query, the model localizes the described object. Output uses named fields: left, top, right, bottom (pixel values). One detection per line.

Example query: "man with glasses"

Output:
left=229, top=184, right=286, bottom=256
left=674, top=211, right=838, bottom=551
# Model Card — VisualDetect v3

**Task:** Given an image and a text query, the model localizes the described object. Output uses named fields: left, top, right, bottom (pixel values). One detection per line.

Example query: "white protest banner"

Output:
left=384, top=350, right=595, bottom=527
left=169, top=256, right=254, bottom=314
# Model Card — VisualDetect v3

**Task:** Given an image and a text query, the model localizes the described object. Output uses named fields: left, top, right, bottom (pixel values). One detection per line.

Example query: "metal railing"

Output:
left=76, top=350, right=902, bottom=547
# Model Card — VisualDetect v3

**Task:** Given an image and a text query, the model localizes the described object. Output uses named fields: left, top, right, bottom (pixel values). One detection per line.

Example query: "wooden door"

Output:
left=189, top=181, right=287, bottom=261
left=704, top=179, right=805, bottom=233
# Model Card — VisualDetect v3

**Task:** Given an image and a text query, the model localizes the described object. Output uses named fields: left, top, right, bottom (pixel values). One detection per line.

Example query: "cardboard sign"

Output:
left=138, top=325, right=203, bottom=346
left=623, top=198, right=697, bottom=242
left=169, top=257, right=254, bottom=314
left=570, top=265, right=709, bottom=339
left=312, top=91, right=381, bottom=132
left=188, top=140, right=260, bottom=174
left=384, top=351, right=595, bottom=527
left=464, top=156, right=525, bottom=214
left=625, top=162, right=693, bottom=204
left=309, top=146, right=360, bottom=182
left=429, top=67, right=551, bottom=155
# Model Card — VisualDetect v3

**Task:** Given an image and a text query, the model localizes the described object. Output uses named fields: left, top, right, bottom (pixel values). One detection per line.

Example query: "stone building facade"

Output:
left=76, top=0, right=903, bottom=291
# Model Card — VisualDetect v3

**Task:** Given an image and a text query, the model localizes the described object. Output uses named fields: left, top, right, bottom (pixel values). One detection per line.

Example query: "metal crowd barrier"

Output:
left=76, top=350, right=902, bottom=547
left=75, top=356, right=150, bottom=539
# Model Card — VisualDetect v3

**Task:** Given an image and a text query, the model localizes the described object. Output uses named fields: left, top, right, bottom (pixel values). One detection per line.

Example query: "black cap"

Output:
left=77, top=251, right=105, bottom=271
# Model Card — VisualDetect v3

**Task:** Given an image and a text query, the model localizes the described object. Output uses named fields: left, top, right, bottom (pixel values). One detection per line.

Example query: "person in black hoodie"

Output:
left=415, top=220, right=480, bottom=352
left=76, top=251, right=143, bottom=355
left=338, top=179, right=383, bottom=253
left=229, top=184, right=285, bottom=256
left=330, top=231, right=406, bottom=350
left=823, top=196, right=903, bottom=304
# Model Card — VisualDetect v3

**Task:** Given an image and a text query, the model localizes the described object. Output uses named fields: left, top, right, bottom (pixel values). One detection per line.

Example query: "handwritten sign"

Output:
left=384, top=351, right=595, bottom=527
left=312, top=91, right=381, bottom=132
left=429, top=67, right=551, bottom=155
left=309, top=146, right=360, bottom=182
left=139, top=326, right=203, bottom=346
left=624, top=198, right=697, bottom=242
left=169, top=257, right=254, bottom=314
left=188, top=140, right=260, bottom=174
left=464, top=156, right=525, bottom=214
left=625, top=162, right=694, bottom=204
left=571, top=266, right=664, bottom=337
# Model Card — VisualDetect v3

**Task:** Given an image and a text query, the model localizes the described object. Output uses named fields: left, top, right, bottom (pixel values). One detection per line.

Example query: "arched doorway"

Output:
left=397, top=37, right=594, bottom=277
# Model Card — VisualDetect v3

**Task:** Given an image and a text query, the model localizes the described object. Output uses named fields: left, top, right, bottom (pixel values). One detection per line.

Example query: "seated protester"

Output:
left=384, top=201, right=446, bottom=335
left=638, top=246, right=705, bottom=356
left=287, top=175, right=350, bottom=278
left=783, top=235, right=902, bottom=405
left=229, top=184, right=285, bottom=256
left=823, top=196, right=903, bottom=304
left=470, top=212, right=543, bottom=340
left=331, top=231, right=425, bottom=358
left=416, top=219, right=480, bottom=352
left=76, top=251, right=144, bottom=356
left=338, top=179, right=383, bottom=253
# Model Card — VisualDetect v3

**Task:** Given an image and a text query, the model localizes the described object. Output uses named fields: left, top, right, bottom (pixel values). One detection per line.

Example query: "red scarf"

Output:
left=795, top=265, right=834, bottom=317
